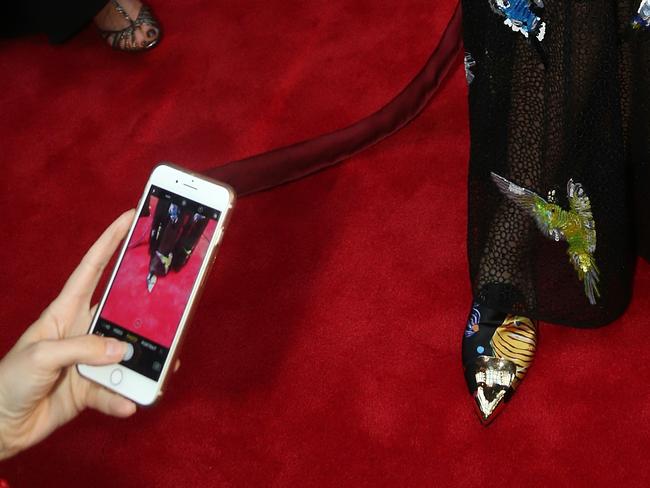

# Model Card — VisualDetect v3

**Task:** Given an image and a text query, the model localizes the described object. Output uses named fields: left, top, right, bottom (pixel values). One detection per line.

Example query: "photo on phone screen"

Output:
left=92, top=185, right=220, bottom=381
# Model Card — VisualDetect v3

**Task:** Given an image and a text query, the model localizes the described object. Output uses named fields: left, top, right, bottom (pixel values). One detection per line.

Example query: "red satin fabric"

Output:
left=205, top=3, right=463, bottom=196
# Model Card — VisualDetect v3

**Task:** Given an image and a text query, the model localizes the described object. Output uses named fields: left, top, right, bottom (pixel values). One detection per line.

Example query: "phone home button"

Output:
left=110, top=368, right=123, bottom=385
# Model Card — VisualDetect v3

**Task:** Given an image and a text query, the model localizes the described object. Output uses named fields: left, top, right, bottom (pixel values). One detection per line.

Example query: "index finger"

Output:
left=56, top=209, right=136, bottom=308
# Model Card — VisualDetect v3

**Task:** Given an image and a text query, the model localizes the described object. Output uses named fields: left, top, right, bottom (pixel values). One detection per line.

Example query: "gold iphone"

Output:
left=77, top=163, right=235, bottom=405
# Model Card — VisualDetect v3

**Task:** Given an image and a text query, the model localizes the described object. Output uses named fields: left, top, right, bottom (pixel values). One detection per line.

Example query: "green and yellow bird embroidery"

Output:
left=491, top=172, right=600, bottom=305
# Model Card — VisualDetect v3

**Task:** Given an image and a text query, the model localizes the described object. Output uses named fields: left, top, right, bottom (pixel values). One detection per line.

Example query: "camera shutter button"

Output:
left=123, top=343, right=135, bottom=361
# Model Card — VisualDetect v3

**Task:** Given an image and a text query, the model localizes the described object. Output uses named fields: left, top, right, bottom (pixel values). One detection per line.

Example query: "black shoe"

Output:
left=462, top=302, right=537, bottom=424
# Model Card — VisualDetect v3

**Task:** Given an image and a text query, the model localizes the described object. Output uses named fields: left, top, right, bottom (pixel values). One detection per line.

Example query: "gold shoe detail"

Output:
left=472, top=356, right=517, bottom=424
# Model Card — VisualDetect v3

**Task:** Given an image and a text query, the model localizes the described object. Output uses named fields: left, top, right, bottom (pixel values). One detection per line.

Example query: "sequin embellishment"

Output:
left=632, top=1, right=650, bottom=30
left=491, top=172, right=600, bottom=305
left=464, top=52, right=477, bottom=85
left=489, top=0, right=546, bottom=41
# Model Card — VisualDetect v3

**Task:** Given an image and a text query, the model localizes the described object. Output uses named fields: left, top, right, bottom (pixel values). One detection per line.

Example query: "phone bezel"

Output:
left=77, top=163, right=235, bottom=406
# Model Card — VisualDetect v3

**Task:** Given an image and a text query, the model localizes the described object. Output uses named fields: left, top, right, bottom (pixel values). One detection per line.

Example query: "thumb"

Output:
left=29, top=335, right=127, bottom=372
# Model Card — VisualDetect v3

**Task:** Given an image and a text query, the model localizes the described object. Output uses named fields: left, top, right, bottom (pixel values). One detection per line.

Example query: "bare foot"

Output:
left=94, top=0, right=160, bottom=51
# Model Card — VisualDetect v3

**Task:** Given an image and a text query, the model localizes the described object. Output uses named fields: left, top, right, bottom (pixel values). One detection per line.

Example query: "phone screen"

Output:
left=92, top=185, right=220, bottom=381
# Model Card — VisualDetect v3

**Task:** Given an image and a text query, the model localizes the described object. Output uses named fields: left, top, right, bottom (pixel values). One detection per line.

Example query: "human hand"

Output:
left=0, top=210, right=137, bottom=460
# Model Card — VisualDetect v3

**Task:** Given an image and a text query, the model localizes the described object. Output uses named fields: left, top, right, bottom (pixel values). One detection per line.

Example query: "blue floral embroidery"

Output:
left=489, top=0, right=546, bottom=41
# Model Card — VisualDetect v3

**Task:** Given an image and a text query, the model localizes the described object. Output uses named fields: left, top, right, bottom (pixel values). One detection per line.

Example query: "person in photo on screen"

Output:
left=146, top=198, right=209, bottom=292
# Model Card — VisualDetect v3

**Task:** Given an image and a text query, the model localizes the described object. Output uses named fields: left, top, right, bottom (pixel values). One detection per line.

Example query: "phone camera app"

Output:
left=96, top=185, right=219, bottom=381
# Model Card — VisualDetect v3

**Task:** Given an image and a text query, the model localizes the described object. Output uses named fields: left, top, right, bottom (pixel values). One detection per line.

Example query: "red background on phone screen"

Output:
left=100, top=196, right=217, bottom=348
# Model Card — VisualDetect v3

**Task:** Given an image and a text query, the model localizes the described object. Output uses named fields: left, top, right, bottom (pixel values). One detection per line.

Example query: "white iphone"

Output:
left=77, top=163, right=235, bottom=406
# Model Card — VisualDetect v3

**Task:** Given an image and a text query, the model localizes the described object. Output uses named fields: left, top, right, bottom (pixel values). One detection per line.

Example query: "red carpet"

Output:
left=1, top=1, right=650, bottom=486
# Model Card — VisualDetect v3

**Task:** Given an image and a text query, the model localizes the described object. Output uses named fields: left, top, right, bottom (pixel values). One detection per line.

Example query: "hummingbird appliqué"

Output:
left=491, top=172, right=600, bottom=305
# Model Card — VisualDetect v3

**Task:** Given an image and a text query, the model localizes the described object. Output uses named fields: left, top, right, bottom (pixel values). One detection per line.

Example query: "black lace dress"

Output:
left=462, top=0, right=649, bottom=327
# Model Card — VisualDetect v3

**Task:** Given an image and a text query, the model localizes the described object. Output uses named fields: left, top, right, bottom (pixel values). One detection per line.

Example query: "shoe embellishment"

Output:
left=462, top=303, right=538, bottom=425
left=473, top=315, right=536, bottom=422
left=490, top=315, right=537, bottom=384
left=491, top=172, right=600, bottom=305
left=472, top=356, right=517, bottom=423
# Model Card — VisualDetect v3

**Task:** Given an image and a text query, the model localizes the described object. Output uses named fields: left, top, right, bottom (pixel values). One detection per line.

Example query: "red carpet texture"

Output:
left=1, top=1, right=650, bottom=486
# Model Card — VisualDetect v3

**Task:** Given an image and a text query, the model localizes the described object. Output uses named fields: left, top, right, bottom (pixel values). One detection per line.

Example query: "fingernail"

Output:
left=106, top=339, right=125, bottom=357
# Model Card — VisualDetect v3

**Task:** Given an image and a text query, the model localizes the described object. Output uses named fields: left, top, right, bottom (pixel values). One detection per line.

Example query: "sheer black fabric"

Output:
left=462, top=0, right=649, bottom=327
